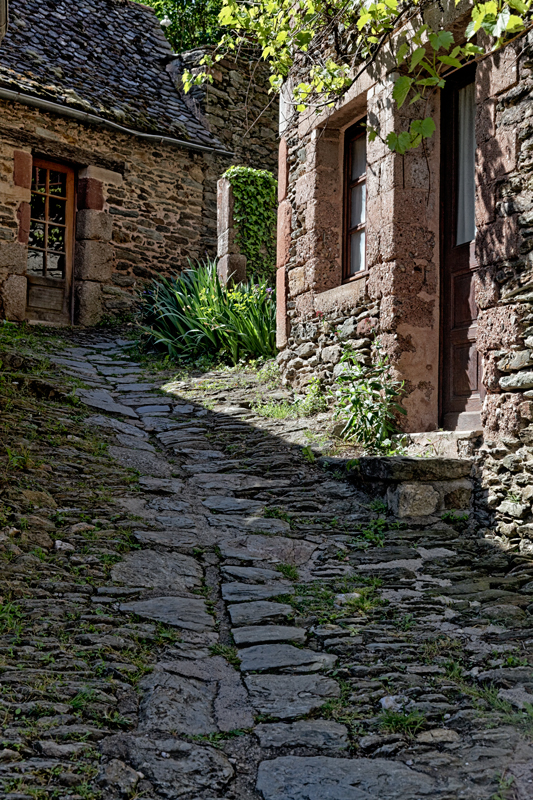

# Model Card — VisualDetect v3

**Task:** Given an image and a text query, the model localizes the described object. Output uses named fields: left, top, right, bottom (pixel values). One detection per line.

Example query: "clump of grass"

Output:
left=379, top=708, right=426, bottom=735
left=140, top=260, right=276, bottom=364
left=254, top=377, right=327, bottom=419
left=275, top=563, right=299, bottom=581
left=210, top=644, right=241, bottom=668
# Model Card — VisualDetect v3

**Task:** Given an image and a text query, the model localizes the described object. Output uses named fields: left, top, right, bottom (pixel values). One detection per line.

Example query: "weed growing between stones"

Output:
left=275, top=563, right=300, bottom=581
left=210, top=643, right=241, bottom=668
left=378, top=708, right=426, bottom=735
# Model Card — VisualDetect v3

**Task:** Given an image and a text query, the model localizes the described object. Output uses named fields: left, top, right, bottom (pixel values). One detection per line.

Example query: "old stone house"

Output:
left=0, top=0, right=277, bottom=326
left=275, top=14, right=533, bottom=549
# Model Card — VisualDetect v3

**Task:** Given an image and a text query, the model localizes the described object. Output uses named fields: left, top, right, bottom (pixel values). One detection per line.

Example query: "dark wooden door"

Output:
left=441, top=67, right=483, bottom=431
left=26, top=159, right=75, bottom=324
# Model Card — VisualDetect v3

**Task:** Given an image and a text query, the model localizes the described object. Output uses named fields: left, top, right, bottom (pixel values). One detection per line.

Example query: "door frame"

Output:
left=438, top=62, right=480, bottom=429
left=26, top=157, right=76, bottom=323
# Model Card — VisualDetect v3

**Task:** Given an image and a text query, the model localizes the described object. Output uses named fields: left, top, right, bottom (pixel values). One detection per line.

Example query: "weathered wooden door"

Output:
left=441, top=68, right=483, bottom=431
left=26, top=159, right=75, bottom=324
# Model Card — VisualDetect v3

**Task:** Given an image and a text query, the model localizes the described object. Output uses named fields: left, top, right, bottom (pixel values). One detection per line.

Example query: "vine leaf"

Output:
left=392, top=75, right=413, bottom=108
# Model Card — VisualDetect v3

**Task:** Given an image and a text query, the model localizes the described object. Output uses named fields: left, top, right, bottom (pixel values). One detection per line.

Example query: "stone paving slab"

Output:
left=119, top=597, right=215, bottom=632
left=238, top=643, right=337, bottom=673
left=221, top=582, right=293, bottom=602
left=108, top=445, right=172, bottom=477
left=245, top=674, right=341, bottom=718
left=232, top=625, right=307, bottom=645
left=255, top=720, right=349, bottom=751
left=111, top=550, right=202, bottom=591
left=228, top=601, right=295, bottom=627
left=256, top=756, right=438, bottom=800
left=76, top=388, right=139, bottom=418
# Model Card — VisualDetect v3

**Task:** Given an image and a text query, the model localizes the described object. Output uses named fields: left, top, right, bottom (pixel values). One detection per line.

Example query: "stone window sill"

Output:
left=315, top=274, right=366, bottom=314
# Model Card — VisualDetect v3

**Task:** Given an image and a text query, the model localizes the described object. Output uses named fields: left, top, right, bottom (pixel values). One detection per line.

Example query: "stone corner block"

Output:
left=0, top=241, right=29, bottom=274
left=387, top=482, right=440, bottom=518
left=217, top=178, right=234, bottom=236
left=1, top=274, right=27, bottom=321
left=76, top=209, right=113, bottom=242
left=276, top=266, right=288, bottom=350
left=75, top=240, right=113, bottom=282
left=79, top=165, right=123, bottom=186
left=76, top=281, right=103, bottom=326
left=217, top=228, right=239, bottom=258
left=218, top=254, right=246, bottom=286
left=78, top=177, right=104, bottom=211
left=13, top=150, right=32, bottom=189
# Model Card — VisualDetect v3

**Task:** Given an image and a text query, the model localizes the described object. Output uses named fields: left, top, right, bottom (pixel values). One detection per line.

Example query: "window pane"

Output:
left=49, top=171, right=67, bottom=197
left=27, top=250, right=45, bottom=275
left=47, top=252, right=65, bottom=279
left=31, top=167, right=47, bottom=193
left=350, top=229, right=366, bottom=274
left=456, top=82, right=476, bottom=245
left=30, top=193, right=46, bottom=221
left=48, top=226, right=66, bottom=251
left=350, top=182, right=366, bottom=228
left=351, top=135, right=366, bottom=180
left=49, top=198, right=66, bottom=224
left=29, top=221, right=45, bottom=249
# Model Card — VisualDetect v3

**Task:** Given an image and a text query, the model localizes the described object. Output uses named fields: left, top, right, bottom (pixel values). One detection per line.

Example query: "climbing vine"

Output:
left=184, top=0, right=533, bottom=154
left=223, top=165, right=277, bottom=282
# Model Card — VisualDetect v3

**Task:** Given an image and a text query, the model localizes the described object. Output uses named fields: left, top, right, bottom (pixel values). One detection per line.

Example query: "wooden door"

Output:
left=26, top=159, right=75, bottom=324
left=440, top=67, right=483, bottom=431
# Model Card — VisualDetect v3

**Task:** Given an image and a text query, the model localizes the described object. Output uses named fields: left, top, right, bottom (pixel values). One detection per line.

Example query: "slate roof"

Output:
left=0, top=0, right=219, bottom=148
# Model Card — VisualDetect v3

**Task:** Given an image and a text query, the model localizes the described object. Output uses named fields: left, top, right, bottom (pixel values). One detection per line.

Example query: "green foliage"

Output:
left=134, top=0, right=223, bottom=52
left=223, top=166, right=277, bottom=281
left=275, top=563, right=300, bottom=581
left=210, top=643, right=241, bottom=668
left=187, top=0, right=533, bottom=153
left=140, top=259, right=276, bottom=364
left=253, top=377, right=327, bottom=419
left=379, top=707, right=426, bottom=735
left=333, top=345, right=406, bottom=452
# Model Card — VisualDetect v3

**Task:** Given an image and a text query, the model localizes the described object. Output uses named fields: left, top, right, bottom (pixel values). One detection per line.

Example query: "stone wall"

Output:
left=171, top=49, right=279, bottom=176
left=275, top=31, right=533, bottom=554
left=275, top=72, right=441, bottom=432
left=0, top=98, right=230, bottom=324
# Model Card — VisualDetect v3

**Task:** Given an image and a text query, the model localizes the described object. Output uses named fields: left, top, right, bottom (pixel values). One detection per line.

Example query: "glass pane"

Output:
left=49, top=171, right=66, bottom=197
left=456, top=82, right=476, bottom=245
left=30, top=192, right=46, bottom=221
left=28, top=221, right=45, bottom=249
left=49, top=198, right=66, bottom=224
left=48, top=226, right=65, bottom=251
left=31, top=167, right=46, bottom=193
left=27, top=249, right=45, bottom=276
left=351, top=135, right=366, bottom=180
left=350, top=229, right=366, bottom=275
left=350, top=182, right=366, bottom=228
left=47, top=252, right=65, bottom=279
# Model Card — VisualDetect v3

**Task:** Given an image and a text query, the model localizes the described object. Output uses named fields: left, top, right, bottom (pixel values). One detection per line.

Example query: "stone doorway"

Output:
left=440, top=67, right=483, bottom=431
left=26, top=159, right=75, bottom=324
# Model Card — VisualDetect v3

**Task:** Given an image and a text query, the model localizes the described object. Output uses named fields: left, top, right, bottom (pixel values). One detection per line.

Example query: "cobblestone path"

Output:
left=1, top=331, right=533, bottom=799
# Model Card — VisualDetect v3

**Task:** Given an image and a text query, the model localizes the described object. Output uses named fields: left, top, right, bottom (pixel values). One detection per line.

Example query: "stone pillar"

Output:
left=276, top=138, right=289, bottom=348
left=74, top=167, right=114, bottom=325
left=217, top=177, right=246, bottom=285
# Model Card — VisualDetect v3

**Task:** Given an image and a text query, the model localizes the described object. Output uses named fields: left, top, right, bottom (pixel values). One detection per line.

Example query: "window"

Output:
left=344, top=120, right=367, bottom=280
left=456, top=82, right=476, bottom=246
left=27, top=160, right=75, bottom=280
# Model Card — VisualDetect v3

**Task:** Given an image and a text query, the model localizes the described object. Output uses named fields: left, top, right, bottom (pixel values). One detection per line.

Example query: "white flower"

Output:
left=160, top=15, right=172, bottom=27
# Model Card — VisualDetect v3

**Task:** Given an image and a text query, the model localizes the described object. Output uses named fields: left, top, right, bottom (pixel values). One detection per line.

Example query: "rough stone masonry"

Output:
left=0, top=329, right=532, bottom=799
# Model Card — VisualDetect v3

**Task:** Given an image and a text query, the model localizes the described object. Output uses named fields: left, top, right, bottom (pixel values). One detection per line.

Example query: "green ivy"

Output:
left=223, top=165, right=277, bottom=282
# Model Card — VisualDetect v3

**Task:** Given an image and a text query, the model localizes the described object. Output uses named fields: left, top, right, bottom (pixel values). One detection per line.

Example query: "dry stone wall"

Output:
left=171, top=50, right=279, bottom=176
left=473, top=32, right=533, bottom=553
